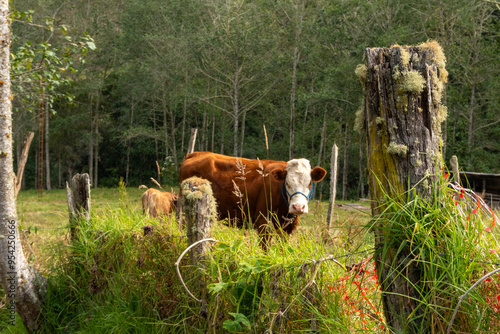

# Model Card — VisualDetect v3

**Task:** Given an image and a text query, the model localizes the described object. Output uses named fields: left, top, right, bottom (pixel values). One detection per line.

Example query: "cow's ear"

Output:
left=271, top=167, right=287, bottom=182
left=311, top=167, right=327, bottom=182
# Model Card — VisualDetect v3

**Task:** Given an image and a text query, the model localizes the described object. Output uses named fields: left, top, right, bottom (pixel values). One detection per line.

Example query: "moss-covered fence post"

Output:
left=66, top=173, right=91, bottom=240
left=357, top=41, right=448, bottom=333
left=180, top=176, right=217, bottom=265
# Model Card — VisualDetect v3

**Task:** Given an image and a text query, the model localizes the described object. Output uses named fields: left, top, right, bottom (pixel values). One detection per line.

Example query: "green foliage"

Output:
left=11, top=7, right=95, bottom=115
left=10, top=0, right=500, bottom=193
left=223, top=313, right=251, bottom=333
left=373, top=175, right=500, bottom=331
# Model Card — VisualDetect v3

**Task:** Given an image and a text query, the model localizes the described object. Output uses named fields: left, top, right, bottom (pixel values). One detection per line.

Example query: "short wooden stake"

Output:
left=66, top=173, right=91, bottom=240
left=187, top=128, right=198, bottom=154
left=180, top=176, right=217, bottom=264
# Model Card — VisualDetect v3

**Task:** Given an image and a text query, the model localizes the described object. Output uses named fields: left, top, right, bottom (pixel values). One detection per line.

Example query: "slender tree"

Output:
left=0, top=2, right=46, bottom=331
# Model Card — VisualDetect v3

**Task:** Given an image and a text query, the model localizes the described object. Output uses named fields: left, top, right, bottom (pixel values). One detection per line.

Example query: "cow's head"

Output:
left=271, top=159, right=327, bottom=215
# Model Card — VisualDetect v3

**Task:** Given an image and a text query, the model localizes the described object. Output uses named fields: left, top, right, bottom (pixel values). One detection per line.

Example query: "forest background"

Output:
left=11, top=0, right=500, bottom=199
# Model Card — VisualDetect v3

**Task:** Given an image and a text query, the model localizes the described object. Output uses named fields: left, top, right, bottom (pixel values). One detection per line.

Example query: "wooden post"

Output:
left=450, top=155, right=460, bottom=184
left=361, top=41, right=448, bottom=333
left=326, top=144, right=338, bottom=229
left=180, top=176, right=216, bottom=264
left=187, top=128, right=198, bottom=154
left=15, top=131, right=34, bottom=197
left=66, top=173, right=91, bottom=240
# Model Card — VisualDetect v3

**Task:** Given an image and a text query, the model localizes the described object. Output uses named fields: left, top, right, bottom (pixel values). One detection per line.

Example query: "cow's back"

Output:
left=179, top=152, right=285, bottom=225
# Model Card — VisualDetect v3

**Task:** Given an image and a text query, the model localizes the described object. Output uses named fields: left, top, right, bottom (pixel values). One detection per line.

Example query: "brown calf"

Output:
left=141, top=188, right=178, bottom=217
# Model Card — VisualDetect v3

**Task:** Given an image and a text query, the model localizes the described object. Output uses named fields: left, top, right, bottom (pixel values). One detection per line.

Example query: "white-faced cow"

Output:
left=178, top=151, right=326, bottom=249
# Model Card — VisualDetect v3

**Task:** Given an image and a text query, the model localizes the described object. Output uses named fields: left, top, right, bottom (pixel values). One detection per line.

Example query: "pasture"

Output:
left=2, top=184, right=500, bottom=333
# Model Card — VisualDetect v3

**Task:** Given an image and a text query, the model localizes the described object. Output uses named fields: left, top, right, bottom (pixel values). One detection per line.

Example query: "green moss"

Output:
left=400, top=71, right=426, bottom=94
left=432, top=105, right=448, bottom=135
left=411, top=53, right=420, bottom=65
left=354, top=104, right=365, bottom=133
left=181, top=176, right=214, bottom=200
left=386, top=142, right=408, bottom=157
left=436, top=105, right=447, bottom=124
left=419, top=40, right=448, bottom=83
left=392, top=65, right=401, bottom=81
left=355, top=64, right=367, bottom=86
left=375, top=117, right=385, bottom=125
left=400, top=48, right=410, bottom=67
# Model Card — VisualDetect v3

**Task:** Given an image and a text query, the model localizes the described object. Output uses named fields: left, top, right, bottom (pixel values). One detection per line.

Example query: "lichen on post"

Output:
left=180, top=176, right=217, bottom=264
left=360, top=41, right=448, bottom=332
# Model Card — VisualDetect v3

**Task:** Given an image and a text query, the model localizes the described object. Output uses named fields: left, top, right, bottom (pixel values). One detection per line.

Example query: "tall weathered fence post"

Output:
left=326, top=143, right=338, bottom=229
left=180, top=176, right=216, bottom=264
left=66, top=173, right=91, bottom=240
left=358, top=41, right=448, bottom=333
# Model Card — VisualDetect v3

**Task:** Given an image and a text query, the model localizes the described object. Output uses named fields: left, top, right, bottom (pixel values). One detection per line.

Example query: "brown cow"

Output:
left=178, top=151, right=327, bottom=249
left=141, top=188, right=178, bottom=218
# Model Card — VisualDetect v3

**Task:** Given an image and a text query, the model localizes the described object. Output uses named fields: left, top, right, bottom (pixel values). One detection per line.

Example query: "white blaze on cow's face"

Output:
left=285, top=159, right=313, bottom=215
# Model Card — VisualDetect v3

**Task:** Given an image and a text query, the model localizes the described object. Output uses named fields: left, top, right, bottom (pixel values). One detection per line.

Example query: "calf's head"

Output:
left=272, top=159, right=327, bottom=215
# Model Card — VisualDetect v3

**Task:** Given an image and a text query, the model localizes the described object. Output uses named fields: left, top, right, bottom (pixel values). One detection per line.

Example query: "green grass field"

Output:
left=15, top=187, right=371, bottom=274
left=4, top=187, right=377, bottom=334
left=3, top=185, right=498, bottom=333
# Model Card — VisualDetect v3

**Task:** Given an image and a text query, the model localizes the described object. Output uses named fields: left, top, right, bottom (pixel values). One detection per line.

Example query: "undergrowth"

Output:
left=33, top=211, right=378, bottom=333
left=372, top=171, right=500, bottom=333
left=0, top=186, right=378, bottom=333
left=2, top=179, right=499, bottom=333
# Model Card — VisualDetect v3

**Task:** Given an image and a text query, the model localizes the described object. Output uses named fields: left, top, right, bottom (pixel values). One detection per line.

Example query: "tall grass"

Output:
left=372, top=174, right=500, bottom=333
left=2, top=178, right=499, bottom=333
left=1, top=185, right=381, bottom=333
left=13, top=178, right=500, bottom=333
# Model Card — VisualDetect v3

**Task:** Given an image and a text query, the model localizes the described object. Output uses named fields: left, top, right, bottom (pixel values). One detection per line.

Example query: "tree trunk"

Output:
left=233, top=56, right=239, bottom=157
left=163, top=106, right=169, bottom=159
left=342, top=124, right=349, bottom=200
left=15, top=132, right=34, bottom=197
left=125, top=101, right=134, bottom=185
left=239, top=108, right=246, bottom=157
left=289, top=45, right=298, bottom=160
left=153, top=108, right=158, bottom=163
left=37, top=86, right=44, bottom=196
left=94, top=90, right=100, bottom=188
left=0, top=4, right=46, bottom=330
left=181, top=67, right=188, bottom=154
left=169, top=107, right=178, bottom=168
left=202, top=107, right=207, bottom=151
left=317, top=109, right=327, bottom=169
left=289, top=0, right=305, bottom=160
left=211, top=111, right=215, bottom=152
left=363, top=43, right=448, bottom=333
left=58, top=155, right=61, bottom=189
left=45, top=101, right=51, bottom=190
left=317, top=109, right=328, bottom=198
left=88, top=93, right=94, bottom=186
